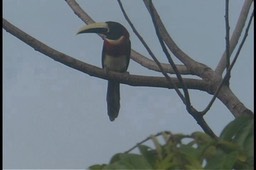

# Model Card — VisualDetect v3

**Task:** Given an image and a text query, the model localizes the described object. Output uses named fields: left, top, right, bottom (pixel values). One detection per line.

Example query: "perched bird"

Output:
left=77, top=21, right=131, bottom=121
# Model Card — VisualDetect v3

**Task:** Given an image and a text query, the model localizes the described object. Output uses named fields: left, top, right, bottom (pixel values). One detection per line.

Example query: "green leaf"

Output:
left=156, top=153, right=175, bottom=169
left=233, top=118, right=253, bottom=147
left=220, top=116, right=252, bottom=142
left=203, top=145, right=217, bottom=159
left=179, top=144, right=203, bottom=169
left=106, top=153, right=153, bottom=169
left=205, top=151, right=239, bottom=169
left=138, top=145, right=157, bottom=168
left=89, top=164, right=107, bottom=170
left=217, top=140, right=240, bottom=153
left=243, top=129, right=253, bottom=158
left=192, top=131, right=212, bottom=144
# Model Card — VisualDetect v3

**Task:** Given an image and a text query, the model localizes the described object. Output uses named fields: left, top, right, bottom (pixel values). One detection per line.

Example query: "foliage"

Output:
left=89, top=116, right=253, bottom=170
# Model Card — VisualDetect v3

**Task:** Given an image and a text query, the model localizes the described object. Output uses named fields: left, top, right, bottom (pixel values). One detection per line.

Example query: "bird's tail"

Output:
left=107, top=81, right=120, bottom=121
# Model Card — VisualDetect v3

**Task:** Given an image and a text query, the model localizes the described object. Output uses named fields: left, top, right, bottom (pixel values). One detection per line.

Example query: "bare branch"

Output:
left=217, top=86, right=253, bottom=117
left=227, top=8, right=254, bottom=79
left=143, top=0, right=253, bottom=117
left=147, top=1, right=191, bottom=109
left=2, top=18, right=207, bottom=90
left=65, top=0, right=95, bottom=24
left=225, top=0, right=231, bottom=85
left=202, top=7, right=254, bottom=117
left=118, top=0, right=217, bottom=138
left=146, top=1, right=220, bottom=138
left=215, top=0, right=253, bottom=75
left=124, top=131, right=174, bottom=153
left=117, top=2, right=220, bottom=137
left=117, top=0, right=188, bottom=104
left=131, top=50, right=190, bottom=74
left=143, top=0, right=211, bottom=79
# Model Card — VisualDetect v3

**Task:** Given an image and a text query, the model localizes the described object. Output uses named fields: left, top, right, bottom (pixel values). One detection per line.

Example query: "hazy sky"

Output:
left=3, top=0, right=253, bottom=168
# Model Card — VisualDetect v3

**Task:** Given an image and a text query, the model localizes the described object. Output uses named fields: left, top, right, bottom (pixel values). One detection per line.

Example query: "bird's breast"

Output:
left=103, top=54, right=128, bottom=72
left=102, top=36, right=130, bottom=72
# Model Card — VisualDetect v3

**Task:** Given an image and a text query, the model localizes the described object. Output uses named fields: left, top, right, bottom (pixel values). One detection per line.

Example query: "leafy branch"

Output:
left=90, top=116, right=253, bottom=170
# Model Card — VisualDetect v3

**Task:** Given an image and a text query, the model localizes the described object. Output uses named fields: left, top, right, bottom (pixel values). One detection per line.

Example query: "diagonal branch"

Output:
left=147, top=1, right=191, bottom=110
left=215, top=0, right=253, bottom=75
left=147, top=1, right=218, bottom=139
left=118, top=0, right=217, bottom=138
left=225, top=0, right=231, bottom=85
left=117, top=0, right=187, bottom=104
left=202, top=9, right=254, bottom=116
left=143, top=0, right=211, bottom=79
left=65, top=0, right=95, bottom=24
left=2, top=18, right=207, bottom=90
left=142, top=0, right=253, bottom=118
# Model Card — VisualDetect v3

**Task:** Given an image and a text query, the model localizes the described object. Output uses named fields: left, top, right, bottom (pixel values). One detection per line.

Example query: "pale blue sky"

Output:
left=3, top=0, right=253, bottom=168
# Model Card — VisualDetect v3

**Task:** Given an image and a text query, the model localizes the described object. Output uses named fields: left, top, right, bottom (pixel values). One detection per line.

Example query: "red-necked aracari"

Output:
left=77, top=21, right=131, bottom=121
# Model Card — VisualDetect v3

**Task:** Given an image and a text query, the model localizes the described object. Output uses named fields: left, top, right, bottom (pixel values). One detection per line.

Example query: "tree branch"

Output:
left=143, top=0, right=253, bottom=118
left=2, top=18, right=207, bottom=90
left=118, top=0, right=218, bottom=138
left=225, top=0, right=231, bottom=85
left=143, top=0, right=211, bottom=80
left=202, top=6, right=254, bottom=117
left=117, top=0, right=188, bottom=103
left=215, top=0, right=253, bottom=75
left=147, top=1, right=191, bottom=107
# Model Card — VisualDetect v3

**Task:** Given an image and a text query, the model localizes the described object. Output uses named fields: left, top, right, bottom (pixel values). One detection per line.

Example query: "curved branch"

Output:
left=142, top=1, right=253, bottom=117
left=2, top=18, right=207, bottom=90
left=131, top=50, right=190, bottom=74
left=215, top=0, right=253, bottom=75
left=143, top=0, right=211, bottom=79
left=147, top=1, right=191, bottom=108
left=65, top=0, right=95, bottom=24
left=202, top=6, right=254, bottom=117
left=217, top=86, right=253, bottom=117
left=118, top=0, right=219, bottom=138
left=65, top=0, right=191, bottom=75
left=117, top=0, right=188, bottom=105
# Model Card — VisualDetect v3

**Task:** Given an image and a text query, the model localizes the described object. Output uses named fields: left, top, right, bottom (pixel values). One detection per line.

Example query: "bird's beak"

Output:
left=77, top=22, right=109, bottom=35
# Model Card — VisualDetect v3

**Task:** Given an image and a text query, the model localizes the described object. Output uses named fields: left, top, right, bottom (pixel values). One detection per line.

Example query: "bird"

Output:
left=77, top=21, right=131, bottom=121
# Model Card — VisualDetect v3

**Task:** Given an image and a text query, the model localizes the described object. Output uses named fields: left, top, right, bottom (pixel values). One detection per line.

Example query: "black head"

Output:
left=105, top=21, right=129, bottom=40
left=77, top=21, right=129, bottom=40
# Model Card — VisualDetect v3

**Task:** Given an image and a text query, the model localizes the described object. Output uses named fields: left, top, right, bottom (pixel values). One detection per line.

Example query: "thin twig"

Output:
left=225, top=0, right=231, bottom=86
left=124, top=131, right=172, bottom=153
left=228, top=9, right=254, bottom=76
left=117, top=0, right=187, bottom=103
left=147, top=0, right=192, bottom=112
left=202, top=9, right=254, bottom=116
left=147, top=1, right=218, bottom=138
left=117, top=0, right=217, bottom=138
left=65, top=0, right=95, bottom=24
left=142, top=0, right=211, bottom=80
left=215, top=0, right=253, bottom=74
